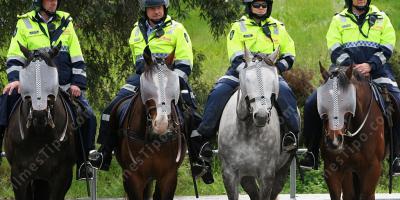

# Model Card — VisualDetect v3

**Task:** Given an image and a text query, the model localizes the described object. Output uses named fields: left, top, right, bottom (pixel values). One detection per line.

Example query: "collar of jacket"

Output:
left=240, top=15, right=276, bottom=27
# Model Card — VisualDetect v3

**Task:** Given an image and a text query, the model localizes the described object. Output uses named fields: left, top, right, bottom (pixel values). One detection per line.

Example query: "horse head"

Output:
left=18, top=42, right=61, bottom=129
left=318, top=63, right=359, bottom=151
left=237, top=46, right=280, bottom=127
left=140, top=46, right=179, bottom=135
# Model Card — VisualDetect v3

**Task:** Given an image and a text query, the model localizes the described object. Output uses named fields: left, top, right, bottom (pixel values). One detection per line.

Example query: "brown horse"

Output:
left=113, top=47, right=186, bottom=200
left=4, top=44, right=76, bottom=200
left=318, top=64, right=386, bottom=200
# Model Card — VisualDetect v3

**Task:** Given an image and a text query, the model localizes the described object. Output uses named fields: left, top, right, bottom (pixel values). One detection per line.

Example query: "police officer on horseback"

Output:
left=0, top=0, right=97, bottom=180
left=189, top=0, right=300, bottom=182
left=91, top=0, right=197, bottom=172
left=299, top=0, right=400, bottom=175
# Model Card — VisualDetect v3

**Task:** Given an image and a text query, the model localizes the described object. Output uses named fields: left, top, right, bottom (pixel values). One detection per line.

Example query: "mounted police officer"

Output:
left=299, top=0, right=400, bottom=175
left=91, top=0, right=197, bottom=172
left=0, top=0, right=97, bottom=180
left=189, top=0, right=300, bottom=181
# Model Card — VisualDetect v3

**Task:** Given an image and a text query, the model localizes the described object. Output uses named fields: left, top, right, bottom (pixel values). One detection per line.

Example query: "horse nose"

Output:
left=325, top=130, right=344, bottom=150
left=152, top=114, right=169, bottom=135
left=253, top=109, right=269, bottom=127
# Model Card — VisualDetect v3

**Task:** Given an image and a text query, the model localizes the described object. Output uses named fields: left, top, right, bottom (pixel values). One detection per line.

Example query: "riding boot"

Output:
left=89, top=145, right=113, bottom=171
left=0, top=126, right=4, bottom=166
left=282, top=131, right=298, bottom=152
left=189, top=130, right=214, bottom=184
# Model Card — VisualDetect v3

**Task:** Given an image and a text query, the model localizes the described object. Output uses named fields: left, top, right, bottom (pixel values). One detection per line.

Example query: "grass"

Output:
left=2, top=0, right=400, bottom=198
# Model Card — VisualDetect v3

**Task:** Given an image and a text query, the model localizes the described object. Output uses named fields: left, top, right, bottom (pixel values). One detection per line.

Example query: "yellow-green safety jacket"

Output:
left=129, top=15, right=193, bottom=83
left=226, top=15, right=295, bottom=78
left=326, top=5, right=396, bottom=82
left=6, top=10, right=87, bottom=89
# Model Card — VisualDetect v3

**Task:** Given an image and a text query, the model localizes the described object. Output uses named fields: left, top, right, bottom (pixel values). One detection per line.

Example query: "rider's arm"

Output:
left=326, top=15, right=352, bottom=66
left=173, top=24, right=193, bottom=82
left=6, top=18, right=28, bottom=83
left=276, top=23, right=295, bottom=73
left=68, top=20, right=87, bottom=90
left=367, top=12, right=396, bottom=72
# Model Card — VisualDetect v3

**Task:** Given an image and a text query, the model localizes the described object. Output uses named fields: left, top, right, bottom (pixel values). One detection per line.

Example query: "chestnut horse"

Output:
left=318, top=64, right=385, bottom=200
left=113, top=47, right=186, bottom=200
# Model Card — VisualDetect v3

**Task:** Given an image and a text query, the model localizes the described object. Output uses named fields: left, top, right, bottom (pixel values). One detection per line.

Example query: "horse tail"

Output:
left=32, top=179, right=50, bottom=200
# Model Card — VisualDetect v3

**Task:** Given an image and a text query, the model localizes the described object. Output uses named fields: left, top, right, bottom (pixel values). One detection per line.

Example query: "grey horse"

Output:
left=218, top=48, right=295, bottom=200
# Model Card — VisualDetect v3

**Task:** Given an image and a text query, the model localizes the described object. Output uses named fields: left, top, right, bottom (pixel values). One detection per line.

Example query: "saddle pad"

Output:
left=117, top=97, right=135, bottom=128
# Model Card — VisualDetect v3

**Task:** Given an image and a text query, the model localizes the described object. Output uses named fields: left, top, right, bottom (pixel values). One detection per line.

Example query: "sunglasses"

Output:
left=252, top=2, right=268, bottom=9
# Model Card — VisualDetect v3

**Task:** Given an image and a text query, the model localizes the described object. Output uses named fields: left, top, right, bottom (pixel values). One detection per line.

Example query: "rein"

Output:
left=344, top=82, right=373, bottom=137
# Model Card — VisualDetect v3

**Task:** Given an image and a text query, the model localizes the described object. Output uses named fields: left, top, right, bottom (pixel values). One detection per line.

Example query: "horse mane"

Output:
left=329, top=66, right=368, bottom=89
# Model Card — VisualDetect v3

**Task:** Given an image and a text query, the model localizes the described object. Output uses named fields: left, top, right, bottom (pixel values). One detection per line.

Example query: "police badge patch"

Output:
left=230, top=30, right=235, bottom=40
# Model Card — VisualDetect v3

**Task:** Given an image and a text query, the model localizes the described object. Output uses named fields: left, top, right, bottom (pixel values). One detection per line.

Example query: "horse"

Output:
left=113, top=47, right=186, bottom=200
left=218, top=48, right=296, bottom=200
left=318, top=64, right=386, bottom=200
left=4, top=43, right=76, bottom=200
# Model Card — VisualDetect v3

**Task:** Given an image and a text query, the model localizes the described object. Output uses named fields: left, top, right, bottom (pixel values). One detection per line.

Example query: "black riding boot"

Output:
left=189, top=130, right=214, bottom=184
left=0, top=126, right=4, bottom=166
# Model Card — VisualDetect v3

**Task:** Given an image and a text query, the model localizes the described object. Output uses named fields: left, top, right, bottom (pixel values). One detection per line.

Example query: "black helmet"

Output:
left=33, top=0, right=61, bottom=14
left=244, top=0, right=273, bottom=20
left=345, top=0, right=371, bottom=11
left=140, top=0, right=169, bottom=11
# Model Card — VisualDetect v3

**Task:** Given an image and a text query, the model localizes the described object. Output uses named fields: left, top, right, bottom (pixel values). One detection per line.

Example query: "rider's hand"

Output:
left=70, top=85, right=81, bottom=97
left=2, top=81, right=20, bottom=95
left=354, top=63, right=371, bottom=76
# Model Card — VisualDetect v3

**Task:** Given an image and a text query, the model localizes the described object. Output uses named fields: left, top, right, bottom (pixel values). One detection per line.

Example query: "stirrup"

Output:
left=282, top=131, right=298, bottom=152
left=299, top=151, right=316, bottom=170
left=88, top=150, right=104, bottom=170
left=78, top=162, right=94, bottom=180
left=392, top=157, right=400, bottom=177
left=199, top=142, right=213, bottom=162
left=192, top=160, right=210, bottom=179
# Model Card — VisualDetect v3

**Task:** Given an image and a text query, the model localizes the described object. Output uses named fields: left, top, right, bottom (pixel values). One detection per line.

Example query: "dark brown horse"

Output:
left=4, top=44, right=76, bottom=200
left=113, top=47, right=186, bottom=200
left=318, top=64, right=386, bottom=200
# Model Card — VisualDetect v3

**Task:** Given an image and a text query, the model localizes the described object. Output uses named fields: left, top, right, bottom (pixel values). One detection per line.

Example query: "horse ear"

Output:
left=243, top=42, right=253, bottom=64
left=49, top=42, right=62, bottom=59
left=267, top=46, right=280, bottom=65
left=319, top=61, right=330, bottom=81
left=143, top=46, right=154, bottom=66
left=165, top=49, right=175, bottom=68
left=345, top=65, right=353, bottom=79
left=18, top=41, right=31, bottom=60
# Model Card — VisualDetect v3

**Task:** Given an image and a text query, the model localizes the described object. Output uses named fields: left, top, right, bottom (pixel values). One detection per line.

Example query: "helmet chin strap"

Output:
left=354, top=5, right=368, bottom=12
left=42, top=8, right=56, bottom=17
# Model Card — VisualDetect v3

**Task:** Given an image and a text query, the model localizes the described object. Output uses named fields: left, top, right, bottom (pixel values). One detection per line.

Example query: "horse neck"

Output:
left=353, top=80, right=373, bottom=123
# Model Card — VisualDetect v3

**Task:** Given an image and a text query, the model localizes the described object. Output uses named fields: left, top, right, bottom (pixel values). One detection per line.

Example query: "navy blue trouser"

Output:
left=197, top=75, right=300, bottom=139
left=303, top=83, right=400, bottom=157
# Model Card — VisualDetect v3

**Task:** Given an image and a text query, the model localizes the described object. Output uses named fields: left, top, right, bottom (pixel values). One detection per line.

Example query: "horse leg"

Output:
left=11, top=172, right=32, bottom=200
left=124, top=175, right=145, bottom=200
left=324, top=166, right=343, bottom=200
left=358, top=160, right=381, bottom=200
left=342, top=171, right=357, bottom=200
left=157, top=171, right=178, bottom=200
left=32, top=179, right=50, bottom=200
left=48, top=168, right=73, bottom=200
left=259, top=173, right=274, bottom=200
left=240, top=176, right=259, bottom=200
left=222, top=168, right=239, bottom=200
